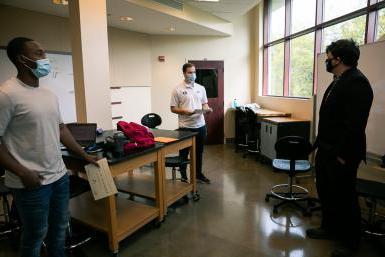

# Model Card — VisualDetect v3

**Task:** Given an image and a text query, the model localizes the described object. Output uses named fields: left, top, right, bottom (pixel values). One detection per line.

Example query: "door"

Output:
left=189, top=60, right=224, bottom=145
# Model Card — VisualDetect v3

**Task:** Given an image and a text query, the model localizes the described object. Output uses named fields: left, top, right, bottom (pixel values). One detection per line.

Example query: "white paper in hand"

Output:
left=85, top=158, right=117, bottom=200
left=193, top=109, right=204, bottom=114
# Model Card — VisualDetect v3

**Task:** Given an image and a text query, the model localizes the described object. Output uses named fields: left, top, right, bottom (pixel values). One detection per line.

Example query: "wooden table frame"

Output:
left=63, top=148, right=164, bottom=254
left=115, top=134, right=198, bottom=215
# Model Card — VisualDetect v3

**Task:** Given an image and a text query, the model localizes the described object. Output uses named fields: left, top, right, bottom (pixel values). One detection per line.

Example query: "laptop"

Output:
left=66, top=123, right=97, bottom=148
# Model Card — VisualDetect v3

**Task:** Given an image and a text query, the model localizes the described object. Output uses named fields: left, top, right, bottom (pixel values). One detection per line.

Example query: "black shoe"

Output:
left=180, top=177, right=189, bottom=183
left=330, top=246, right=355, bottom=257
left=197, top=174, right=211, bottom=184
left=306, top=227, right=334, bottom=240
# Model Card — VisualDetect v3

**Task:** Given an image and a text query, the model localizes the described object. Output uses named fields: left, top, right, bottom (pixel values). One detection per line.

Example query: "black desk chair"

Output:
left=236, top=107, right=259, bottom=158
left=141, top=113, right=162, bottom=129
left=357, top=178, right=385, bottom=237
left=265, top=136, right=315, bottom=216
left=66, top=175, right=92, bottom=250
left=140, top=113, right=191, bottom=181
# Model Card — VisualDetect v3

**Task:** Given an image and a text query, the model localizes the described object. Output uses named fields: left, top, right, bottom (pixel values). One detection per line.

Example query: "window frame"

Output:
left=263, top=0, right=385, bottom=98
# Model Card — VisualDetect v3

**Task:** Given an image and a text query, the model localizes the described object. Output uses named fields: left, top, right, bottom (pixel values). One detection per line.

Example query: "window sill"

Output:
left=260, top=95, right=313, bottom=100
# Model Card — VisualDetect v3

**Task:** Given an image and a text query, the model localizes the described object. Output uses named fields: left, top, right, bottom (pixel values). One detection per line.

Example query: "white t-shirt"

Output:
left=0, top=77, right=66, bottom=189
left=170, top=81, right=208, bottom=128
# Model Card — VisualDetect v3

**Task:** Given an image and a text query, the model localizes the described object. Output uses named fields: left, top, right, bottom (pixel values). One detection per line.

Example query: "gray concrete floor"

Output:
left=1, top=144, right=384, bottom=257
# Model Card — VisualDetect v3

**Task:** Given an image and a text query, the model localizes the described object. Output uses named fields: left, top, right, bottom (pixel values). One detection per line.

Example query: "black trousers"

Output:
left=178, top=125, right=207, bottom=178
left=315, top=149, right=361, bottom=248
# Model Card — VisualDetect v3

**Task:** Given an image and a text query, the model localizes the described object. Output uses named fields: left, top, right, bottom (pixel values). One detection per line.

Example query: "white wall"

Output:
left=150, top=10, right=255, bottom=137
left=0, top=4, right=153, bottom=127
left=0, top=4, right=255, bottom=138
left=108, top=27, right=152, bottom=87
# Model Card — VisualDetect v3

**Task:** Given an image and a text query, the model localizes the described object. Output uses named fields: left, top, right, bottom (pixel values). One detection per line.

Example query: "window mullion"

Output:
left=263, top=0, right=269, bottom=96
left=365, top=0, right=378, bottom=43
left=313, top=0, right=324, bottom=95
left=283, top=0, right=291, bottom=96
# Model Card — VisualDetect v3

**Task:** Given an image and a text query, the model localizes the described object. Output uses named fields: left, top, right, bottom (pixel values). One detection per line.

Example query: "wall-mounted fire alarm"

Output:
left=158, top=56, right=165, bottom=62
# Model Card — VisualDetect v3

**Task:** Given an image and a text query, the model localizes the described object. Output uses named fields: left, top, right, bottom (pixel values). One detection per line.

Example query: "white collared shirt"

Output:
left=170, top=81, right=208, bottom=128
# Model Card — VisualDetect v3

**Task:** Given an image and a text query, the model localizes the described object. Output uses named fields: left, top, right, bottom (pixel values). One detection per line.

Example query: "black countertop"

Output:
left=63, top=129, right=197, bottom=165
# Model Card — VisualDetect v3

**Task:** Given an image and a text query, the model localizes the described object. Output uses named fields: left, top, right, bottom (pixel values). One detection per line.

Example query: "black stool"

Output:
left=67, top=175, right=92, bottom=250
left=165, top=156, right=191, bottom=181
left=357, top=178, right=385, bottom=237
left=141, top=113, right=162, bottom=129
left=265, top=136, right=318, bottom=216
left=141, top=113, right=191, bottom=181
left=0, top=176, right=12, bottom=236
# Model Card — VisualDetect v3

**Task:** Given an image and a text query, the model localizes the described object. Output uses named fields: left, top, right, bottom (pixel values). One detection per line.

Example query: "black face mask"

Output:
left=325, top=58, right=337, bottom=73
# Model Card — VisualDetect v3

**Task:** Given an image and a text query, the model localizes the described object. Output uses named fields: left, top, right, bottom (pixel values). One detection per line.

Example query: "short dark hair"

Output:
left=6, top=37, right=34, bottom=65
left=182, top=63, right=195, bottom=73
left=326, top=39, right=360, bottom=67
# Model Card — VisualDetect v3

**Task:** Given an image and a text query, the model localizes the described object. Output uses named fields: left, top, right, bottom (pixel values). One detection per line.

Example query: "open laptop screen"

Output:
left=66, top=123, right=97, bottom=147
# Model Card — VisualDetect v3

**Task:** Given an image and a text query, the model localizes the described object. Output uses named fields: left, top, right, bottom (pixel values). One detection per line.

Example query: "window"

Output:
left=289, top=33, right=315, bottom=97
left=377, top=8, right=385, bottom=41
left=291, top=0, right=316, bottom=33
left=263, top=0, right=385, bottom=98
left=323, top=0, right=367, bottom=21
left=268, top=0, right=285, bottom=42
left=267, top=43, right=284, bottom=96
left=322, top=15, right=366, bottom=50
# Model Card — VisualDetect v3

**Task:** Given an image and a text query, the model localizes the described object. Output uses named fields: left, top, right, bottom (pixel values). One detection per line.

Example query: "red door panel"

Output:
left=189, top=60, right=224, bottom=145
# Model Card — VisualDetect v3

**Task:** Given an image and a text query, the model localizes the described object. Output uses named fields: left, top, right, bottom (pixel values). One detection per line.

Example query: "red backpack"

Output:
left=117, top=121, right=155, bottom=153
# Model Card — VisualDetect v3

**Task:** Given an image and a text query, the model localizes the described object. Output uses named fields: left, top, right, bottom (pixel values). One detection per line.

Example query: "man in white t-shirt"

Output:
left=0, top=37, right=98, bottom=257
left=170, top=63, right=213, bottom=184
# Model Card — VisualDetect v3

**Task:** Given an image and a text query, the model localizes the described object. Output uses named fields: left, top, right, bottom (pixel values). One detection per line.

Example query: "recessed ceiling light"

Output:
left=119, top=16, right=133, bottom=22
left=167, top=27, right=176, bottom=32
left=52, top=0, right=68, bottom=5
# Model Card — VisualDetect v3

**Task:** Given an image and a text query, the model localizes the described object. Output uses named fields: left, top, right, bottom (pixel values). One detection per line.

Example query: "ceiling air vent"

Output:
left=152, top=0, right=183, bottom=11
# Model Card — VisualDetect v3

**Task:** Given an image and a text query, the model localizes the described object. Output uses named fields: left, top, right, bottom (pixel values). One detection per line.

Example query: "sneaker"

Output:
left=306, top=227, right=334, bottom=240
left=197, top=174, right=211, bottom=184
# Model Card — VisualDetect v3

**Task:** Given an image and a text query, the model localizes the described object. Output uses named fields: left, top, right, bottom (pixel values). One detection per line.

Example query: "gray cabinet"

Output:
left=260, top=117, right=310, bottom=160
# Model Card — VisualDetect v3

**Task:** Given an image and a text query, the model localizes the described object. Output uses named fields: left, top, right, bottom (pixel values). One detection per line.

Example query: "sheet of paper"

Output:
left=154, top=137, right=178, bottom=143
left=194, top=108, right=212, bottom=115
left=193, top=109, right=204, bottom=114
left=85, top=158, right=117, bottom=200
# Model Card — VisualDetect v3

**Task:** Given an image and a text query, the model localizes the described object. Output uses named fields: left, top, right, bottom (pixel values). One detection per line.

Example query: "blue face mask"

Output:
left=22, top=56, right=51, bottom=78
left=185, top=73, right=196, bottom=83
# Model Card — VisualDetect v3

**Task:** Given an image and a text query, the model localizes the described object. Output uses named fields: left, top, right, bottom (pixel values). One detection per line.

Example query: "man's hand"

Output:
left=203, top=107, right=213, bottom=113
left=337, top=156, right=346, bottom=165
left=83, top=154, right=101, bottom=167
left=20, top=170, right=43, bottom=189
left=183, top=109, right=195, bottom=116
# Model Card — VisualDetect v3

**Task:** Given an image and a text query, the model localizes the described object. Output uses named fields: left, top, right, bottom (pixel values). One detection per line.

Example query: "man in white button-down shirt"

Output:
left=170, top=63, right=213, bottom=184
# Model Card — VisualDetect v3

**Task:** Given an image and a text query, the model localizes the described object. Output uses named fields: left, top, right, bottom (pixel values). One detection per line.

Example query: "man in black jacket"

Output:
left=307, top=39, right=373, bottom=257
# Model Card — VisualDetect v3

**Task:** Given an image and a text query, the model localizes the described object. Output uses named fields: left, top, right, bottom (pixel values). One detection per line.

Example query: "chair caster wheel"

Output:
left=193, top=193, right=200, bottom=201
left=273, top=207, right=278, bottom=214
left=265, top=196, right=270, bottom=202
left=112, top=252, right=119, bottom=257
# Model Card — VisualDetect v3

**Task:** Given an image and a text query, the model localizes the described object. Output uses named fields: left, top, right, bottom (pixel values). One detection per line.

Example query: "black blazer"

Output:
left=315, top=67, right=373, bottom=162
